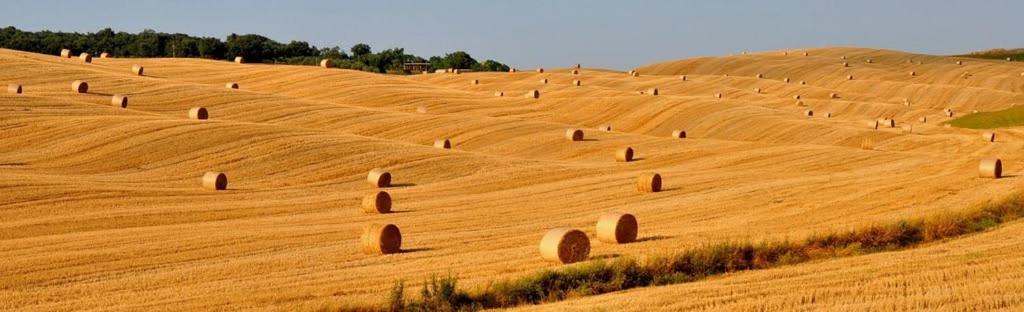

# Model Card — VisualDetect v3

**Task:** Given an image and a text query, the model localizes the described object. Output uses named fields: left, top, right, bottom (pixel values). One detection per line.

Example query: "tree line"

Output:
left=0, top=26, right=510, bottom=73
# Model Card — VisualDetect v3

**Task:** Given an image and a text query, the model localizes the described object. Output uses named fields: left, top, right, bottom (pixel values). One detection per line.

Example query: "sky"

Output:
left=2, top=0, right=1022, bottom=70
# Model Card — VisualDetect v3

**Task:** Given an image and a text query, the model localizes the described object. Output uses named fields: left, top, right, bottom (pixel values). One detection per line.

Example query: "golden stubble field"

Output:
left=1, top=47, right=1024, bottom=311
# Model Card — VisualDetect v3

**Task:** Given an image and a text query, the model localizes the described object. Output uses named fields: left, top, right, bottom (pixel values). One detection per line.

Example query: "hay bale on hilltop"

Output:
left=225, top=82, right=239, bottom=89
left=202, top=172, right=228, bottom=190
left=234, top=56, right=244, bottom=64
left=802, top=52, right=809, bottom=56
left=7, top=84, right=22, bottom=94
left=536, top=68, right=544, bottom=73
left=539, top=228, right=590, bottom=264
left=979, top=159, right=1003, bottom=179
left=320, top=59, right=332, bottom=68
left=60, top=48, right=71, bottom=58
left=565, top=128, right=584, bottom=141
left=596, top=212, right=638, bottom=244
left=540, top=78, right=548, bottom=84
left=637, top=173, right=662, bottom=193
left=189, top=107, right=209, bottom=120
left=111, top=95, right=128, bottom=108
left=362, top=191, right=392, bottom=214
left=362, top=224, right=402, bottom=255
left=597, top=124, right=612, bottom=132
left=672, top=130, right=686, bottom=138
left=79, top=53, right=92, bottom=63
left=526, top=89, right=540, bottom=99
left=574, top=64, right=581, bottom=69
left=367, top=168, right=391, bottom=188
left=615, top=147, right=634, bottom=162
left=72, top=80, right=88, bottom=93
left=100, top=52, right=110, bottom=58
left=471, top=79, right=480, bottom=85
left=131, top=65, right=144, bottom=76
left=434, top=138, right=452, bottom=149
left=571, top=69, right=579, bottom=75
left=982, top=132, right=996, bottom=142
left=631, top=71, right=639, bottom=77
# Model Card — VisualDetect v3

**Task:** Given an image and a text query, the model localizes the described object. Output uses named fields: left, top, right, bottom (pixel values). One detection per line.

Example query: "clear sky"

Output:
left=2, top=0, right=1021, bottom=69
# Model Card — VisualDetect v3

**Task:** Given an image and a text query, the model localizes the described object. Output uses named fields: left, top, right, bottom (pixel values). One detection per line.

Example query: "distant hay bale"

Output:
left=234, top=56, right=244, bottom=64
left=571, top=69, right=579, bottom=75
left=909, top=71, right=916, bottom=76
left=825, top=112, right=832, bottom=118
left=435, top=69, right=446, bottom=74
left=100, top=52, right=110, bottom=58
left=756, top=73, right=763, bottom=78
left=574, top=64, right=581, bottom=69
left=956, top=60, right=963, bottom=65
left=615, top=147, right=634, bottom=162
left=794, top=95, right=801, bottom=100
left=540, top=78, right=548, bottom=84
left=672, top=130, right=686, bottom=138
left=795, top=100, right=805, bottom=106
left=840, top=56, right=847, bottom=60
left=362, top=191, right=392, bottom=214
left=637, top=173, right=662, bottom=193
left=416, top=106, right=428, bottom=113
left=842, top=62, right=849, bottom=67
left=597, top=124, right=612, bottom=131
left=526, top=89, right=540, bottom=99
left=202, top=172, right=227, bottom=190
left=979, top=159, right=1003, bottom=179
left=79, top=53, right=92, bottom=63
left=847, top=75, right=853, bottom=80
left=362, top=224, right=402, bottom=255
left=494, top=91, right=504, bottom=97
left=565, top=128, right=584, bottom=141
left=367, top=168, right=392, bottom=188
left=1007, top=57, right=1012, bottom=62
left=60, top=48, right=71, bottom=58
left=714, top=93, right=722, bottom=99
left=783, top=78, right=790, bottom=83
left=866, top=59, right=873, bottom=63
left=805, top=110, right=813, bottom=117
left=71, top=80, right=88, bottom=93
left=945, top=110, right=954, bottom=117
left=225, top=82, right=239, bottom=89
left=680, top=75, right=687, bottom=81
left=982, top=132, right=995, bottom=142
left=509, top=68, right=518, bottom=73
left=189, top=107, right=209, bottom=120
left=903, top=98, right=911, bottom=106
left=631, top=71, right=639, bottom=77
left=919, top=116, right=927, bottom=123
left=753, top=88, right=761, bottom=94
left=881, top=119, right=896, bottom=128
left=783, top=51, right=789, bottom=56
left=471, top=79, right=480, bottom=85
left=539, top=228, right=590, bottom=264
left=901, top=124, right=913, bottom=134
left=453, top=69, right=461, bottom=74
left=802, top=52, right=809, bottom=56
left=830, top=92, right=838, bottom=99
left=131, top=65, right=144, bottom=76
left=111, top=95, right=128, bottom=108
left=573, top=79, right=581, bottom=86
left=434, top=138, right=452, bottom=149
left=7, top=84, right=22, bottom=94
left=800, top=81, right=807, bottom=85
left=320, top=59, right=332, bottom=68
left=536, top=68, right=544, bottom=73
left=648, top=88, right=659, bottom=96
left=596, top=212, right=638, bottom=244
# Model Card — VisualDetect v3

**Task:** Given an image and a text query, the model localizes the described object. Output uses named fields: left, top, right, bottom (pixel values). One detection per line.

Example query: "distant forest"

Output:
left=957, top=48, right=1023, bottom=62
left=0, top=26, right=510, bottom=74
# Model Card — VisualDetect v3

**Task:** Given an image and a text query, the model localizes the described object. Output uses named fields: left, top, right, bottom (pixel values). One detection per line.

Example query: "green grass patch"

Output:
left=949, top=106, right=1024, bottom=129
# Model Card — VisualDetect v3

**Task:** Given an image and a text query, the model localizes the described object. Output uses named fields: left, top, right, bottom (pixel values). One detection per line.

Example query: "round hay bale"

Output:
left=805, top=110, right=813, bottom=117
left=866, top=59, right=873, bottom=63
left=79, top=53, right=92, bottom=63
left=714, top=93, right=722, bottom=99
left=416, top=106, right=428, bottom=113
left=526, top=90, right=540, bottom=99
left=435, top=69, right=446, bottom=74
left=225, top=82, right=239, bottom=89
left=842, top=62, right=849, bottom=67
left=494, top=91, right=504, bottom=97
left=596, top=124, right=612, bottom=132
left=631, top=71, right=639, bottom=77
left=794, top=95, right=801, bottom=100
left=367, top=169, right=391, bottom=188
left=571, top=69, right=579, bottom=75
left=596, top=213, right=638, bottom=244
left=648, top=88, right=659, bottom=96
left=453, top=69, right=461, bottom=74
left=538, top=228, right=590, bottom=264
left=800, top=81, right=807, bottom=85
left=615, top=147, right=634, bottom=162
left=362, top=191, right=392, bottom=214
left=60, top=48, right=71, bottom=58
left=111, top=95, right=128, bottom=108
left=795, top=100, right=805, bottom=106
left=574, top=64, right=581, bottom=69
left=825, top=112, right=832, bottom=118
left=434, top=138, right=452, bottom=149
left=979, top=159, right=1003, bottom=179
left=573, top=80, right=581, bottom=86
left=904, top=98, right=911, bottom=106
left=830, top=92, right=838, bottom=99
left=565, top=128, right=584, bottom=141
left=783, top=77, right=790, bottom=83
left=637, top=173, right=662, bottom=193
left=71, top=80, right=88, bottom=93
left=100, top=52, right=110, bottom=58
left=189, top=107, right=209, bottom=120
left=982, top=132, right=995, bottom=142
left=756, top=73, right=764, bottom=78
left=540, top=78, right=548, bottom=84
left=945, top=110, right=954, bottom=117
left=7, top=84, right=22, bottom=94
left=362, top=224, right=402, bottom=255
left=320, top=59, right=332, bottom=68
left=471, top=79, right=480, bottom=85
left=202, top=172, right=227, bottom=190
left=881, top=119, right=896, bottom=128
left=234, top=56, right=244, bottom=64
left=956, top=60, right=963, bottom=65
left=131, top=65, right=144, bottom=76
left=680, top=75, right=687, bottom=81
left=847, top=75, right=854, bottom=80
left=841, top=56, right=847, bottom=60
left=802, top=52, right=809, bottom=56
left=919, top=116, right=927, bottom=123
left=753, top=88, right=761, bottom=93
left=509, top=68, right=518, bottom=73
left=902, top=124, right=913, bottom=134
left=536, top=68, right=544, bottom=73
left=1007, top=57, right=1012, bottom=62
left=909, top=71, right=916, bottom=76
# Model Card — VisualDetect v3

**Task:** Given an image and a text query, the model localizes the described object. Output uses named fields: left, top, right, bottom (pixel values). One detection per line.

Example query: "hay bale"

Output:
left=956, top=60, right=963, bottom=65
left=870, top=120, right=879, bottom=130
left=982, top=132, right=996, bottom=142
left=842, top=62, right=849, bottom=67
left=637, top=173, right=662, bottom=193
left=362, top=191, right=392, bottom=214
left=596, top=213, right=638, bottom=244
left=471, top=79, right=480, bottom=85
left=79, top=53, right=92, bottom=63
left=841, top=56, right=847, bottom=60
left=71, top=80, right=89, bottom=93
left=847, top=75, right=853, bottom=80
left=100, top=52, right=110, bottom=58
left=565, top=128, right=584, bottom=141
left=866, top=59, right=873, bottom=63
left=435, top=69, right=446, bottom=74
left=648, top=88, right=658, bottom=96
left=494, top=91, right=504, bottom=97
left=615, top=147, right=634, bottom=162
left=805, top=110, right=813, bottom=117
left=571, top=69, right=579, bottom=75
left=7, top=84, right=22, bottom=94
left=189, top=107, right=209, bottom=120
left=131, top=65, right=144, bottom=76
left=783, top=78, right=790, bottom=83
left=539, top=228, right=590, bottom=264
left=879, top=119, right=895, bottom=128
left=800, top=81, right=807, bottom=85
left=631, top=71, right=639, bottom=77
left=753, top=88, right=761, bottom=94
left=574, top=64, right=581, bottom=69
left=945, top=110, right=954, bottom=117
left=680, top=75, right=687, bottom=81
left=830, top=92, right=838, bottom=99
left=234, top=56, right=244, bottom=64
left=714, top=93, right=722, bottom=99
left=509, top=68, right=518, bottom=73
left=526, top=90, right=540, bottom=99
left=825, top=112, right=832, bottom=118
left=802, top=52, right=809, bottom=56
left=573, top=80, right=581, bottom=86
left=1007, top=57, right=1012, bottom=62
left=225, top=82, right=239, bottom=89
left=60, top=48, right=71, bottom=58
left=909, top=71, right=916, bottom=76
left=111, top=95, right=128, bottom=108
left=202, top=172, right=227, bottom=190
left=362, top=224, right=402, bottom=255
left=795, top=100, right=805, bottom=106
left=434, top=138, right=452, bottom=149
left=794, top=95, right=801, bottom=100
left=902, top=124, right=913, bottom=134
left=320, top=59, right=332, bottom=68
left=367, top=169, right=391, bottom=188
left=904, top=98, right=911, bottom=106
left=596, top=124, right=612, bottom=131
left=979, top=159, right=1003, bottom=179
left=919, top=116, right=927, bottom=123
left=540, top=78, right=548, bottom=84
left=453, top=69, right=461, bottom=74
left=536, top=68, right=544, bottom=73
left=416, top=106, right=428, bottom=113
left=756, top=73, right=764, bottom=78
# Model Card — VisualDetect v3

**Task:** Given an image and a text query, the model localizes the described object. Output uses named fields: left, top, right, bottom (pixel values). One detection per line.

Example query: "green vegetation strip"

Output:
left=949, top=106, right=1024, bottom=129
left=332, top=193, right=1024, bottom=312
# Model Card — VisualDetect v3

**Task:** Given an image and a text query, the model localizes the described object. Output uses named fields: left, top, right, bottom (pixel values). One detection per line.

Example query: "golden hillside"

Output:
left=1, top=46, right=1023, bottom=310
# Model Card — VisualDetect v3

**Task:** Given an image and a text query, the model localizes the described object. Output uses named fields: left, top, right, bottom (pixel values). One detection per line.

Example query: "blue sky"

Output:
left=2, top=0, right=1021, bottom=69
